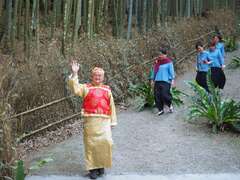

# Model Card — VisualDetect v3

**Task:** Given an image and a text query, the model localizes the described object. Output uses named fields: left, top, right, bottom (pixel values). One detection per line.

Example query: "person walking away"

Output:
left=150, top=48, right=175, bottom=115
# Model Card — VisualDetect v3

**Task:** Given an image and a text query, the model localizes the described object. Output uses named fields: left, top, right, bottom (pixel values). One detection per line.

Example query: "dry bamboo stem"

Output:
left=175, top=43, right=208, bottom=65
left=18, top=112, right=82, bottom=142
left=9, top=95, right=73, bottom=119
left=186, top=31, right=215, bottom=42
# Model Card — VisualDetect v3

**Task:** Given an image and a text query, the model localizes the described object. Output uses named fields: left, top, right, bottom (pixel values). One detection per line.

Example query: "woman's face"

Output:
left=92, top=71, right=104, bottom=85
left=213, top=36, right=219, bottom=43
left=196, top=46, right=204, bottom=52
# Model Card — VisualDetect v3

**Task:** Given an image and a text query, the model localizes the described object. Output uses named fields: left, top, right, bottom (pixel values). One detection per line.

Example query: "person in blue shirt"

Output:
left=150, top=48, right=175, bottom=115
left=195, top=42, right=211, bottom=92
left=207, top=42, right=226, bottom=89
left=212, top=33, right=225, bottom=65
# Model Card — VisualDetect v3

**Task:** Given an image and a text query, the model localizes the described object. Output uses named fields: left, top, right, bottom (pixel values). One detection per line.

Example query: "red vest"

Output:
left=82, top=84, right=111, bottom=115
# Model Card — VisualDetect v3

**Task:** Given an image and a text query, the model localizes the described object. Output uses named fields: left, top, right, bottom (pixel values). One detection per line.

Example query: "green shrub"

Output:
left=15, top=160, right=24, bottom=180
left=128, top=82, right=155, bottom=111
left=228, top=56, right=240, bottom=69
left=224, top=36, right=237, bottom=52
left=188, top=73, right=240, bottom=133
left=171, top=87, right=187, bottom=107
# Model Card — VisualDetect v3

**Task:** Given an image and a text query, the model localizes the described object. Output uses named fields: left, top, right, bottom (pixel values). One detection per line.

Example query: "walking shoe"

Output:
left=89, top=169, right=98, bottom=179
left=169, top=105, right=173, bottom=113
left=158, top=110, right=164, bottom=116
left=97, top=168, right=105, bottom=176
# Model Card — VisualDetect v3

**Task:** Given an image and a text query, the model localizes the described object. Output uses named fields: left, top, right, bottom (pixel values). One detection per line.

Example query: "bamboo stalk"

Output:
left=127, top=0, right=133, bottom=40
left=7, top=0, right=13, bottom=42
left=83, top=0, right=88, bottom=32
left=24, top=0, right=30, bottom=59
left=143, top=0, right=147, bottom=32
left=17, top=0, right=23, bottom=39
left=0, top=0, right=3, bottom=17
left=87, top=0, right=94, bottom=38
left=18, top=112, right=82, bottom=142
left=51, top=0, right=58, bottom=39
left=73, top=0, right=82, bottom=43
left=36, top=0, right=40, bottom=55
left=9, top=96, right=73, bottom=120
left=12, top=0, right=19, bottom=51
left=62, top=0, right=70, bottom=56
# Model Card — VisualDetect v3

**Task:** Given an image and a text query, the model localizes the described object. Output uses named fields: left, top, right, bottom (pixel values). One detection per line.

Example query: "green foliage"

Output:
left=0, top=160, right=13, bottom=180
left=15, top=160, right=24, bottom=180
left=188, top=73, right=240, bottom=133
left=232, top=122, right=240, bottom=133
left=29, top=157, right=54, bottom=171
left=129, top=82, right=185, bottom=111
left=171, top=87, right=187, bottom=107
left=224, top=36, right=238, bottom=52
left=0, top=157, right=54, bottom=180
left=128, top=82, right=155, bottom=111
left=228, top=56, right=240, bottom=69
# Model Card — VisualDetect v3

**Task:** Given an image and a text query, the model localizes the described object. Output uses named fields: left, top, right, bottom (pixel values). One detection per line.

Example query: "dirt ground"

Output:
left=25, top=48, right=240, bottom=177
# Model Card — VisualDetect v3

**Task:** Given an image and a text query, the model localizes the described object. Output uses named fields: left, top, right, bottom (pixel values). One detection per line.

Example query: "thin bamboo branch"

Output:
left=186, top=31, right=215, bottom=43
left=175, top=42, right=208, bottom=65
left=18, top=112, right=82, bottom=142
left=9, top=96, right=73, bottom=119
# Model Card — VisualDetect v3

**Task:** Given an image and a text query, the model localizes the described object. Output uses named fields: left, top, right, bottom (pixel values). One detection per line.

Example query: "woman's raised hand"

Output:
left=71, top=60, right=79, bottom=76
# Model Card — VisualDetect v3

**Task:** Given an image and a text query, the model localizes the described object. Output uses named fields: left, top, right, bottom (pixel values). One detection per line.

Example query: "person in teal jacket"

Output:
left=207, top=42, right=226, bottom=89
left=195, top=41, right=211, bottom=92
left=149, top=48, right=175, bottom=115
left=212, top=33, right=225, bottom=63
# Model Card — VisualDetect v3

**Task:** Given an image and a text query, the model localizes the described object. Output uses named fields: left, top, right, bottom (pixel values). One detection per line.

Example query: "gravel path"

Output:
left=26, top=49, right=240, bottom=177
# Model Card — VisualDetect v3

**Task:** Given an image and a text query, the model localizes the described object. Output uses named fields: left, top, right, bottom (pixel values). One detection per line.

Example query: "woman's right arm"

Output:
left=68, top=61, right=85, bottom=97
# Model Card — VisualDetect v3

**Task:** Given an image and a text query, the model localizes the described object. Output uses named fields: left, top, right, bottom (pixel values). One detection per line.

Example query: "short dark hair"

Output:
left=160, top=47, right=167, bottom=55
left=195, top=41, right=203, bottom=49
left=213, top=32, right=223, bottom=41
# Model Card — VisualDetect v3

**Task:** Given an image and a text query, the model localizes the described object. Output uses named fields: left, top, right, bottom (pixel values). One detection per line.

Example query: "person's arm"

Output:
left=68, top=75, right=85, bottom=97
left=149, top=66, right=154, bottom=80
left=68, top=61, right=85, bottom=97
left=149, top=66, right=155, bottom=88
left=169, top=63, right=175, bottom=86
left=218, top=50, right=224, bottom=68
left=109, top=92, right=117, bottom=127
left=221, top=43, right=225, bottom=58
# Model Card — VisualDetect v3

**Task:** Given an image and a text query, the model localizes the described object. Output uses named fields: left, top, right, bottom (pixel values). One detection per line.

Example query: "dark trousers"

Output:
left=211, top=67, right=226, bottom=89
left=154, top=81, right=172, bottom=111
left=196, top=71, right=209, bottom=92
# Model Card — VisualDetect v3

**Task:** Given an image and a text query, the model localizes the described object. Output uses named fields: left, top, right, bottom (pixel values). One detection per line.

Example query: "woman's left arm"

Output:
left=109, top=92, right=117, bottom=127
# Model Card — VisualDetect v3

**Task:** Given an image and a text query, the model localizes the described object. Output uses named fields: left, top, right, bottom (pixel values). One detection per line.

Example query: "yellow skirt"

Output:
left=83, top=117, right=113, bottom=170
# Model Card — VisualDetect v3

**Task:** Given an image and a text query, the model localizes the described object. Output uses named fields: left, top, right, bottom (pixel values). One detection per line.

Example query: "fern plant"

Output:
left=224, top=36, right=237, bottom=52
left=188, top=72, right=240, bottom=133
left=228, top=56, right=240, bottom=69
left=128, top=82, right=155, bottom=111
left=171, top=87, right=187, bottom=107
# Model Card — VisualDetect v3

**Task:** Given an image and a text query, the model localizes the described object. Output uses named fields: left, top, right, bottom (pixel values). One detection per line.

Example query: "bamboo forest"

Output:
left=1, top=0, right=240, bottom=180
